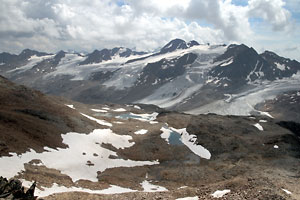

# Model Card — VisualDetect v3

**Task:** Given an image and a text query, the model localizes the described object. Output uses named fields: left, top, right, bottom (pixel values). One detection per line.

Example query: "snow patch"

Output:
left=259, top=111, right=273, bottom=118
left=160, top=127, right=172, bottom=144
left=134, top=105, right=141, bottom=109
left=21, top=180, right=137, bottom=197
left=178, top=186, right=188, bottom=189
left=174, top=128, right=211, bottom=159
left=134, top=129, right=148, bottom=135
left=66, top=104, right=75, bottom=109
left=160, top=127, right=211, bottom=159
left=0, top=129, right=159, bottom=182
left=211, top=189, right=231, bottom=198
left=259, top=120, right=267, bottom=123
left=282, top=188, right=292, bottom=195
left=176, top=196, right=199, bottom=200
left=91, top=109, right=108, bottom=113
left=275, top=62, right=286, bottom=71
left=113, top=121, right=124, bottom=124
left=220, top=58, right=233, bottom=66
left=81, top=113, right=112, bottom=127
left=253, top=123, right=263, bottom=131
left=141, top=180, right=168, bottom=192
left=113, top=108, right=127, bottom=112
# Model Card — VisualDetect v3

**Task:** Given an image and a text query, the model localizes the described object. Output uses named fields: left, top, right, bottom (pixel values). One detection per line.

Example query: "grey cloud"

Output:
left=23, top=0, right=58, bottom=20
left=0, top=31, right=35, bottom=38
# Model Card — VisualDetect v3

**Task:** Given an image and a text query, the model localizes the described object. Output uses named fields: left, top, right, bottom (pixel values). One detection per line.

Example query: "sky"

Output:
left=0, top=0, right=299, bottom=60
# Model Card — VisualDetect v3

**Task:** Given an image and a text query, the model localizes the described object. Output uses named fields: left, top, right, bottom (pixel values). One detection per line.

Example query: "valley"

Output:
left=0, top=39, right=300, bottom=199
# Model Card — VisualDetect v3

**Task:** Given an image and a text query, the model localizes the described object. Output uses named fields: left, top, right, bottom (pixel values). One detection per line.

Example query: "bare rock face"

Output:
left=0, top=177, right=36, bottom=200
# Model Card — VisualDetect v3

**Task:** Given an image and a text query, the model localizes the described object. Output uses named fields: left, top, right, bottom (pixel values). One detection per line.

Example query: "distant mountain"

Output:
left=0, top=39, right=299, bottom=120
left=79, top=47, right=147, bottom=65
left=158, top=39, right=201, bottom=54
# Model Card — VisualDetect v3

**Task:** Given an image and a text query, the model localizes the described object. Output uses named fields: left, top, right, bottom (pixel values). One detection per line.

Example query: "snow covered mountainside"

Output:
left=1, top=39, right=300, bottom=119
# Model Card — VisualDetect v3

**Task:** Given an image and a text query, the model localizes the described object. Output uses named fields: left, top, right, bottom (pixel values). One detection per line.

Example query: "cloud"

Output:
left=0, top=0, right=297, bottom=61
left=247, top=0, right=291, bottom=31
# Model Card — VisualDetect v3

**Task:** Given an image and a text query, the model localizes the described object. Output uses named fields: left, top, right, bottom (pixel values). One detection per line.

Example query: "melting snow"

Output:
left=141, top=180, right=168, bottom=192
left=113, top=108, right=127, bottom=112
left=178, top=186, right=188, bottom=189
left=160, top=127, right=211, bottom=159
left=259, top=111, right=273, bottom=118
left=134, top=129, right=148, bottom=135
left=176, top=196, right=199, bottom=200
left=134, top=105, right=141, bottom=109
left=21, top=180, right=137, bottom=197
left=253, top=123, right=264, bottom=131
left=175, top=128, right=211, bottom=159
left=0, top=129, right=159, bottom=182
left=116, top=112, right=159, bottom=123
left=211, top=189, right=231, bottom=198
left=160, top=127, right=172, bottom=144
left=81, top=113, right=112, bottom=127
left=113, top=121, right=124, bottom=124
left=91, top=109, right=108, bottom=113
left=66, top=104, right=75, bottom=109
left=282, top=188, right=292, bottom=194
left=259, top=120, right=267, bottom=123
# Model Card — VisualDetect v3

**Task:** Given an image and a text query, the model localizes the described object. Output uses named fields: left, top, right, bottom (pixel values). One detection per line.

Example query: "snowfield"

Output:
left=187, top=74, right=300, bottom=116
left=0, top=129, right=159, bottom=182
left=20, top=180, right=137, bottom=197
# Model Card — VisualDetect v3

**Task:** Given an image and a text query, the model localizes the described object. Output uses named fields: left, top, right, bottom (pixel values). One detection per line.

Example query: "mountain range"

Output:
left=1, top=38, right=300, bottom=121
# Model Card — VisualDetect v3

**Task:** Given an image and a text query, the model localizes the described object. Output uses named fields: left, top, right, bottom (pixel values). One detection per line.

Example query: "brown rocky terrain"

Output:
left=0, top=75, right=104, bottom=156
left=0, top=76, right=300, bottom=199
left=257, top=90, right=300, bottom=123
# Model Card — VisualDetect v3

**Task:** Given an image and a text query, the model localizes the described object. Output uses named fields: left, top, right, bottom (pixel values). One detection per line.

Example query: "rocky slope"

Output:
left=0, top=75, right=103, bottom=156
left=257, top=90, right=300, bottom=123
left=1, top=39, right=299, bottom=121
left=0, top=77, right=299, bottom=199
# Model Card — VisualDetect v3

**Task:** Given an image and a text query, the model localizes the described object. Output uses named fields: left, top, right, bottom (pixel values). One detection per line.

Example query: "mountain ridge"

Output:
left=0, top=39, right=299, bottom=121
